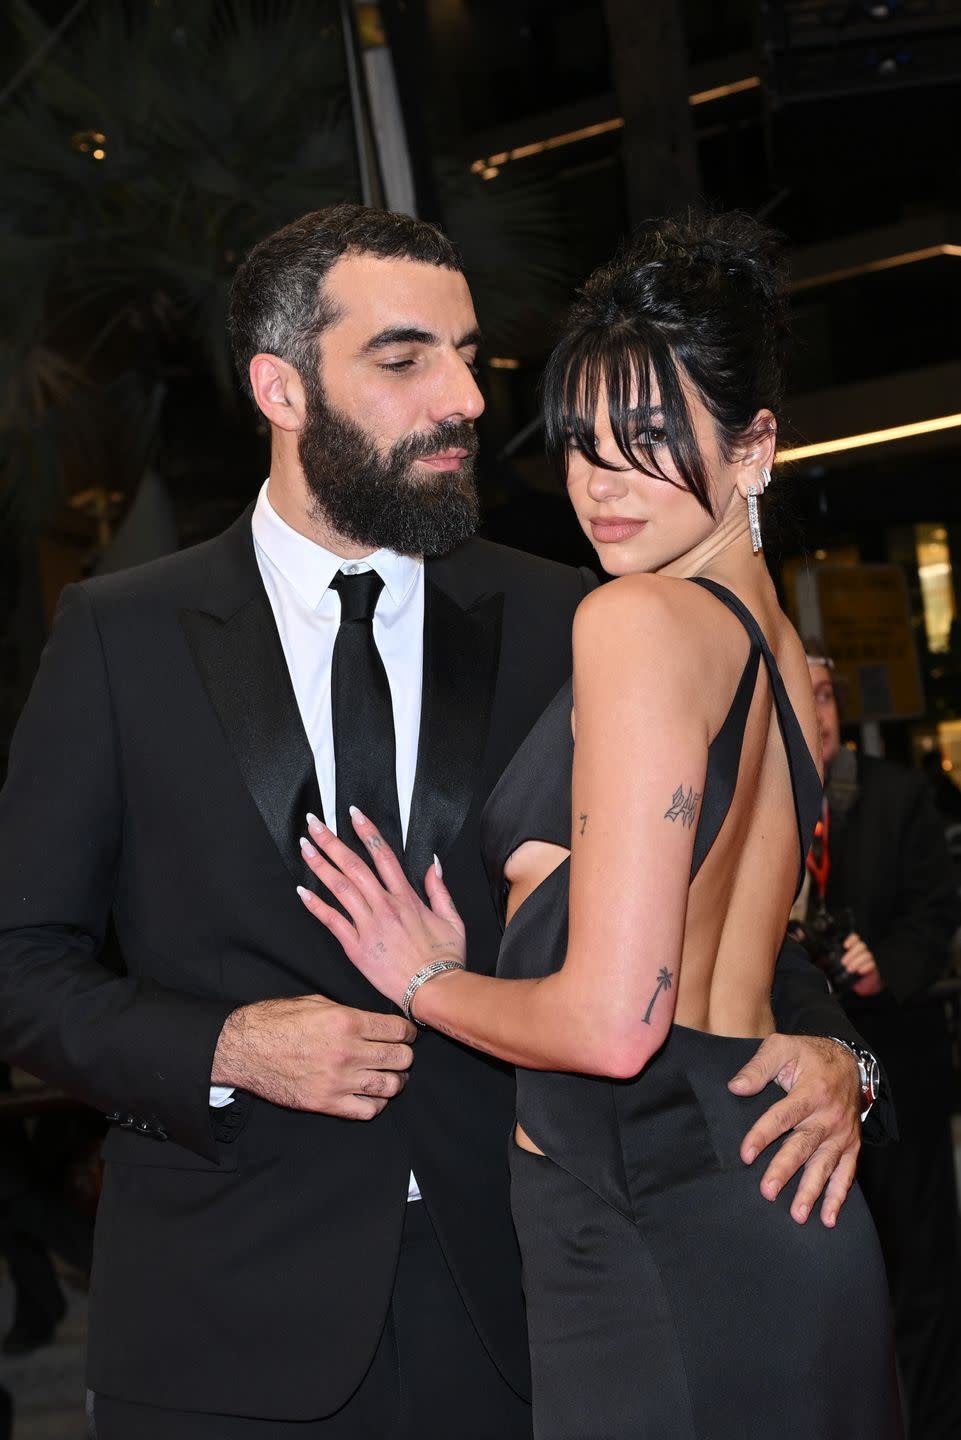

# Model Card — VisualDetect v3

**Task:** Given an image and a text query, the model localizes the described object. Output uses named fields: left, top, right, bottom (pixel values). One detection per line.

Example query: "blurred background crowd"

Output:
left=2, top=1, right=961, bottom=1437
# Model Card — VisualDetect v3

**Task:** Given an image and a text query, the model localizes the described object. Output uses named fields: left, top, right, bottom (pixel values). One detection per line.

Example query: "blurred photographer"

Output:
left=794, top=652, right=961, bottom=1440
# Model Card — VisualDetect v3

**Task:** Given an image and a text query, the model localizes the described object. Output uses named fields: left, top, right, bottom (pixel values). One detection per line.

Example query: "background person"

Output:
left=797, top=651, right=961, bottom=1440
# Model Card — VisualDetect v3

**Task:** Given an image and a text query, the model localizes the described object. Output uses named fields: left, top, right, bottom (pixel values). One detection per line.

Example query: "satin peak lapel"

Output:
left=179, top=589, right=322, bottom=885
left=405, top=578, right=503, bottom=894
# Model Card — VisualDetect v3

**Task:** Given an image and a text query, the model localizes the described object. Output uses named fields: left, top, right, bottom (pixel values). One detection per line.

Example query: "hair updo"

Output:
left=542, top=210, right=789, bottom=516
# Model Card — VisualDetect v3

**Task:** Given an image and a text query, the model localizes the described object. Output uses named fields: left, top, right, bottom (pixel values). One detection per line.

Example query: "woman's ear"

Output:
left=732, top=409, right=777, bottom=500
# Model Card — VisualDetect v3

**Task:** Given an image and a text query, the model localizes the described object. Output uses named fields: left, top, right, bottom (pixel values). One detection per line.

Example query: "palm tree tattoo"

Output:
left=642, top=967, right=674, bottom=1025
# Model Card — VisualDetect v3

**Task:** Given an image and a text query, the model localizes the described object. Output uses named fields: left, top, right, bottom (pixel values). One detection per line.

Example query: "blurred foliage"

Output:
left=0, top=0, right=355, bottom=531
left=0, top=0, right=578, bottom=543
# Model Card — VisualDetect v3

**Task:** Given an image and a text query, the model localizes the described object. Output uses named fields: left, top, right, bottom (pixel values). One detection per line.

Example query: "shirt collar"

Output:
left=251, top=480, right=422, bottom=611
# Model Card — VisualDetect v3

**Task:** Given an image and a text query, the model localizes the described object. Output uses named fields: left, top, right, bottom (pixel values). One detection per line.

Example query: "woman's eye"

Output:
left=635, top=426, right=667, bottom=448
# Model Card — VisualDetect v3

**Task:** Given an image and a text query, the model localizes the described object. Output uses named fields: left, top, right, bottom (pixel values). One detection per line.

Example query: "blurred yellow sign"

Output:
left=797, top=564, right=924, bottom=722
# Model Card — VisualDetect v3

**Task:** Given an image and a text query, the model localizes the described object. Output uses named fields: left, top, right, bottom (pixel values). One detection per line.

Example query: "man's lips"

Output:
left=589, top=517, right=647, bottom=543
left=416, top=449, right=469, bottom=471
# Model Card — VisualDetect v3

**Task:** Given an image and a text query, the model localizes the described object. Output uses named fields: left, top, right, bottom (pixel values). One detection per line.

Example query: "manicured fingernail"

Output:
left=306, top=812, right=323, bottom=832
left=296, top=885, right=311, bottom=901
left=300, top=836, right=318, bottom=858
left=823, top=1209, right=837, bottom=1228
left=729, top=1075, right=749, bottom=1091
left=765, top=1180, right=781, bottom=1200
left=743, top=1146, right=757, bottom=1165
left=433, top=852, right=443, bottom=878
left=349, top=805, right=367, bottom=824
left=794, top=1203, right=809, bottom=1222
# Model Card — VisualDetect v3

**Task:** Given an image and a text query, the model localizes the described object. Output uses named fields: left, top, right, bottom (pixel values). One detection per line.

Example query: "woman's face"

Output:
left=564, top=379, right=743, bottom=577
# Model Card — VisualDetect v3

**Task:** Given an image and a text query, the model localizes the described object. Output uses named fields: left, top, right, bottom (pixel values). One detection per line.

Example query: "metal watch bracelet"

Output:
left=826, top=1036, right=881, bottom=1122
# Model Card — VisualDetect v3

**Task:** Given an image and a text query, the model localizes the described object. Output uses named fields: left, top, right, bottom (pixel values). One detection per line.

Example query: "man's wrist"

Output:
left=826, top=1037, right=880, bottom=1122
left=211, top=1007, right=249, bottom=1088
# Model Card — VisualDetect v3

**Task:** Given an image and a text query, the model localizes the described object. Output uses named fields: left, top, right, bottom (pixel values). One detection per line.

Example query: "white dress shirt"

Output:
left=211, top=480, right=425, bottom=1200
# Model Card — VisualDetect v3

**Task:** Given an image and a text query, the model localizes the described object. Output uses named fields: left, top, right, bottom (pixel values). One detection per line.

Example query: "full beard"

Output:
left=297, top=375, right=480, bottom=557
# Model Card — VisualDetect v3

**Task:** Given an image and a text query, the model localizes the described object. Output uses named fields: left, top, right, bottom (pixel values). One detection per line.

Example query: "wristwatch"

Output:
left=827, top=1037, right=880, bottom=1122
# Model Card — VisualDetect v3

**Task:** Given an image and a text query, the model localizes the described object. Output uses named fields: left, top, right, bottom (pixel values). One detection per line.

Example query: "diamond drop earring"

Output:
left=747, top=485, right=762, bottom=553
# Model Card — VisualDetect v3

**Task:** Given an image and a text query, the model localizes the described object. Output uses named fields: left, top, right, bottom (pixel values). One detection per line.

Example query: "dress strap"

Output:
left=689, top=578, right=822, bottom=888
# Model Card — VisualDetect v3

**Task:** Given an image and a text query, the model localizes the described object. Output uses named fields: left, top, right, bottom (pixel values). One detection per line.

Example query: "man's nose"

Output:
left=429, top=358, right=485, bottom=425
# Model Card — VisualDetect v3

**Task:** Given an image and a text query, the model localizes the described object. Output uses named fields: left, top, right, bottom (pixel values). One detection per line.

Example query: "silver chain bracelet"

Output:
left=402, top=960, right=463, bottom=1026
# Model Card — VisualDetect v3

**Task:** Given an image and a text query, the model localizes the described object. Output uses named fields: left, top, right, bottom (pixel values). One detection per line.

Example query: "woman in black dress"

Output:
left=297, top=212, right=903, bottom=1439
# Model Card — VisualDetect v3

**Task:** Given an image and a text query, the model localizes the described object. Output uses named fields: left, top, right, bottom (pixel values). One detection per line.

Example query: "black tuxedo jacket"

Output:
left=0, top=509, right=869, bottom=1419
left=825, top=754, right=960, bottom=1121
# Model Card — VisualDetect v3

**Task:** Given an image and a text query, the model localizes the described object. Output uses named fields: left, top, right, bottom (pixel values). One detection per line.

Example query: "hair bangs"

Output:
left=543, top=324, right=716, bottom=515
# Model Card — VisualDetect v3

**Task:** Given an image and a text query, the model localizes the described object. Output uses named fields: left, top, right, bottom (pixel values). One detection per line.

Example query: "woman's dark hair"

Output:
left=542, top=210, right=789, bottom=516
left=227, top=203, right=463, bottom=402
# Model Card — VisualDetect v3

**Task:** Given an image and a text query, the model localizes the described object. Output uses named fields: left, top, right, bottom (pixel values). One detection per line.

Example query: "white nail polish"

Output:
left=300, top=836, right=318, bottom=858
left=433, top=853, right=443, bottom=878
left=306, top=812, right=321, bottom=831
left=349, top=805, right=366, bottom=824
left=296, top=885, right=311, bottom=900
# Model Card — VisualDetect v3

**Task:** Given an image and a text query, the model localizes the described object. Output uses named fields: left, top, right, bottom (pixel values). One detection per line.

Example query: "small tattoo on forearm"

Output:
left=436, top=1021, right=496, bottom=1057
left=642, top=967, right=673, bottom=1025
left=578, top=812, right=588, bottom=836
left=664, top=785, right=701, bottom=829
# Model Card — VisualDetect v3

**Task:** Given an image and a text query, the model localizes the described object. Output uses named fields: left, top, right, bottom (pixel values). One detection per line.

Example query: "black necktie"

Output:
left=329, top=570, right=403, bottom=860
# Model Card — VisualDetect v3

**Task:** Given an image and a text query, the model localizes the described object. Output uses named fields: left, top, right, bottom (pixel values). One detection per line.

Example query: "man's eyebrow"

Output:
left=361, top=326, right=437, bottom=353
left=360, top=325, right=483, bottom=354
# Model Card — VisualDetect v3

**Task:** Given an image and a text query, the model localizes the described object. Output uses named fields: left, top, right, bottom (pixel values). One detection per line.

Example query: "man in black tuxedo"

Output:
left=0, top=206, right=882, bottom=1438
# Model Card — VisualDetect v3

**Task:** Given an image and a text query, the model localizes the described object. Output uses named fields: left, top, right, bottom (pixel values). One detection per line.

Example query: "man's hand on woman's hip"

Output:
left=728, top=1033, right=861, bottom=1229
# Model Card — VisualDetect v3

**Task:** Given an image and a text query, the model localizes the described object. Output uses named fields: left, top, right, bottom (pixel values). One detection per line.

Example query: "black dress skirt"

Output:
left=481, top=580, right=903, bottom=1440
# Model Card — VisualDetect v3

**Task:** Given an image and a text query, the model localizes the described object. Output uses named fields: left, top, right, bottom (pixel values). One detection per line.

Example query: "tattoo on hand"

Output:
left=578, top=812, right=588, bottom=836
left=642, top=967, right=673, bottom=1025
left=365, top=836, right=384, bottom=853
left=664, top=785, right=701, bottom=829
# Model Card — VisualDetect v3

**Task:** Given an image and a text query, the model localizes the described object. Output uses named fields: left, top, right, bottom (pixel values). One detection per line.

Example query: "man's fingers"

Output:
left=820, top=1149, right=859, bottom=1228
left=339, top=1095, right=389, bottom=1121
left=356, top=1068, right=408, bottom=1099
left=363, top=1042, right=416, bottom=1072
left=788, top=1144, right=844, bottom=1224
left=757, top=1124, right=825, bottom=1199
left=728, top=1034, right=797, bottom=1097
left=357, top=1011, right=417, bottom=1044
left=739, top=1092, right=807, bottom=1163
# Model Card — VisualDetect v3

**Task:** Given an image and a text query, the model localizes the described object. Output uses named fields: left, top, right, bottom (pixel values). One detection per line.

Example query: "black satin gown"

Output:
left=481, top=579, right=903, bottom=1440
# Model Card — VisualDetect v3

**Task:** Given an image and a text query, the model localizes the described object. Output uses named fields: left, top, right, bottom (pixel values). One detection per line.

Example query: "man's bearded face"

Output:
left=297, top=368, right=480, bottom=557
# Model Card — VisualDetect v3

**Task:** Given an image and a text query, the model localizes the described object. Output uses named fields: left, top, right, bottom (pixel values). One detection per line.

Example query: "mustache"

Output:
left=390, top=420, right=479, bottom=465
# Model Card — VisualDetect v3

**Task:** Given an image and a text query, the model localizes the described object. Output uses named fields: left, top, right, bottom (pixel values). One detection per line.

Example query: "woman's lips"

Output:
left=589, top=518, right=647, bottom=543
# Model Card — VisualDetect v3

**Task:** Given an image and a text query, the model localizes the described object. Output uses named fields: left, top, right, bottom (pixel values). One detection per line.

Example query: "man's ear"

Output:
left=732, top=408, right=777, bottom=501
left=249, top=354, right=307, bottom=434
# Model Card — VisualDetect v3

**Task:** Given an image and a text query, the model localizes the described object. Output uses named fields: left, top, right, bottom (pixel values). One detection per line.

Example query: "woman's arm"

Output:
left=299, top=576, right=707, bottom=1079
